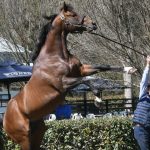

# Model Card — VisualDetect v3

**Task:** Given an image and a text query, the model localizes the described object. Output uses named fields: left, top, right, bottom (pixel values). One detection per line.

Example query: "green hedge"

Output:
left=0, top=117, right=138, bottom=150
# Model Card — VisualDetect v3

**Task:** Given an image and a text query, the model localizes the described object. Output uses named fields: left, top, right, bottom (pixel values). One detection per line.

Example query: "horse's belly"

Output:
left=20, top=89, right=64, bottom=120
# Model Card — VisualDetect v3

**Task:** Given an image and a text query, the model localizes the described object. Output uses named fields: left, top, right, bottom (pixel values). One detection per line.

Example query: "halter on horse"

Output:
left=3, top=3, right=134, bottom=150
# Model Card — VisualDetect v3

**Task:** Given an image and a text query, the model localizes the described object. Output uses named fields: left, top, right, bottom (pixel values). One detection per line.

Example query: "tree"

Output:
left=76, top=0, right=150, bottom=75
left=1, top=0, right=150, bottom=86
left=0, top=0, right=59, bottom=64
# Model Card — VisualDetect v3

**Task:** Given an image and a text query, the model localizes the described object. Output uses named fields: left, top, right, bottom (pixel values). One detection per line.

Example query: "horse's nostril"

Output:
left=92, top=23, right=97, bottom=30
left=93, top=25, right=97, bottom=30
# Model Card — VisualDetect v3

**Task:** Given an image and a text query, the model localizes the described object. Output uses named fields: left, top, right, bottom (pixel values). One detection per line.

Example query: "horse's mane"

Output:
left=32, top=14, right=57, bottom=61
left=32, top=4, right=74, bottom=61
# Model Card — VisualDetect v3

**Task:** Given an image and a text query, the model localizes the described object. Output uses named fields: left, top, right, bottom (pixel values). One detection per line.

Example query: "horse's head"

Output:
left=58, top=2, right=97, bottom=33
left=32, top=3, right=97, bottom=61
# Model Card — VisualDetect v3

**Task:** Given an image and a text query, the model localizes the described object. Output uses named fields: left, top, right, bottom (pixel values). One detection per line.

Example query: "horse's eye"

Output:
left=72, top=13, right=77, bottom=17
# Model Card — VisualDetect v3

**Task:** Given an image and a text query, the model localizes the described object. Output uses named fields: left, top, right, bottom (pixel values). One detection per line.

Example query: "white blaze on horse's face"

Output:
left=82, top=16, right=97, bottom=32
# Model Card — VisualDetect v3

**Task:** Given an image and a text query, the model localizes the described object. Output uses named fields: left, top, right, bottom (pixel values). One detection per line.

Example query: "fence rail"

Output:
left=0, top=93, right=139, bottom=118
left=67, top=97, right=138, bottom=116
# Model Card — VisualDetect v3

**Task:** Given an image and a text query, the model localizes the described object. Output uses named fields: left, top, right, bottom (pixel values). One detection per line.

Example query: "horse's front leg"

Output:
left=80, top=64, right=137, bottom=76
left=62, top=76, right=83, bottom=89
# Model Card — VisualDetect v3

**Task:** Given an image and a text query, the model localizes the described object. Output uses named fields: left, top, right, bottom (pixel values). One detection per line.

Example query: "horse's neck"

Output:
left=40, top=30, right=70, bottom=60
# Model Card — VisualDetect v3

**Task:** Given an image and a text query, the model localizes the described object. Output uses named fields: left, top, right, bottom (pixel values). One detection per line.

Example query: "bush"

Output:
left=0, top=117, right=138, bottom=150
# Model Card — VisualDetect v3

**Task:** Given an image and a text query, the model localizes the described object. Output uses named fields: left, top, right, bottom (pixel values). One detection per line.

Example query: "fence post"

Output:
left=123, top=70, right=132, bottom=111
left=83, top=92, right=87, bottom=117
left=106, top=100, right=109, bottom=113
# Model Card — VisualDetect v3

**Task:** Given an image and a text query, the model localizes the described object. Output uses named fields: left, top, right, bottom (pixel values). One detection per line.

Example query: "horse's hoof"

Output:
left=94, top=96, right=102, bottom=108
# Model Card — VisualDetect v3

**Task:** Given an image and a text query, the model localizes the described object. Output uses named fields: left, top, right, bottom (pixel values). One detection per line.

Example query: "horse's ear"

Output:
left=63, top=2, right=68, bottom=12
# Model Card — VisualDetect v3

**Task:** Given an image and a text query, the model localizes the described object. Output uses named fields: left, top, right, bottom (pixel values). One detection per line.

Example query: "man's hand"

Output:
left=146, top=55, right=150, bottom=67
left=124, top=67, right=137, bottom=74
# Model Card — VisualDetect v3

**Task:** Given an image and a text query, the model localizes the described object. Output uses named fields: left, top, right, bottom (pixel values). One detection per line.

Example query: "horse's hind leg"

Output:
left=4, top=117, right=31, bottom=150
left=20, top=136, right=31, bottom=150
left=3, top=100, right=31, bottom=150
left=30, top=119, right=47, bottom=150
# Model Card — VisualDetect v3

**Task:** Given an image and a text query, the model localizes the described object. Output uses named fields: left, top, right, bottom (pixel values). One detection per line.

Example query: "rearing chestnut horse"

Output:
left=3, top=3, right=136, bottom=150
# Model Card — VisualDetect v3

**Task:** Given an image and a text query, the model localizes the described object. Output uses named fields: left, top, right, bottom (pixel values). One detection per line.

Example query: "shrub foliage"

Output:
left=0, top=117, right=138, bottom=150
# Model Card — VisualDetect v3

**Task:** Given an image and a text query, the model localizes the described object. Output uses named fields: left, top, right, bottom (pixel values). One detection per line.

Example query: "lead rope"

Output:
left=90, top=32, right=147, bottom=57
left=60, top=13, right=147, bottom=57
